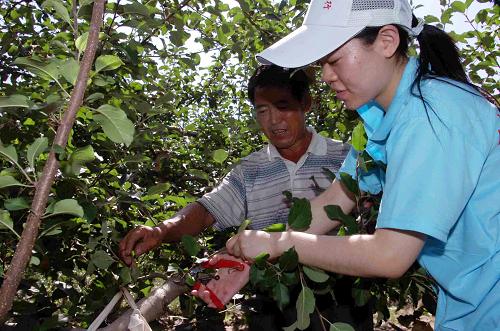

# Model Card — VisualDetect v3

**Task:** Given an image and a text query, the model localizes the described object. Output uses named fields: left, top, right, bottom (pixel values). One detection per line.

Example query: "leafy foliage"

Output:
left=0, top=0, right=497, bottom=329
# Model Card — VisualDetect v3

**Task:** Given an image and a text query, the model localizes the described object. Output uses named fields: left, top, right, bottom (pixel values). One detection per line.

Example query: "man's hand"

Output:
left=119, top=226, right=164, bottom=266
left=226, top=230, right=292, bottom=262
left=191, top=253, right=250, bottom=309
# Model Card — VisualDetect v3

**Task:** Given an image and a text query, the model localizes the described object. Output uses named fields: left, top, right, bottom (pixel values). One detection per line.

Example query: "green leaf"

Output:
left=296, top=286, right=315, bottom=330
left=120, top=267, right=132, bottom=284
left=324, top=205, right=358, bottom=235
left=330, top=322, right=356, bottom=331
left=281, top=271, right=299, bottom=286
left=4, top=197, right=30, bottom=211
left=424, top=15, right=440, bottom=24
left=352, top=288, right=370, bottom=307
left=123, top=2, right=150, bottom=16
left=75, top=32, right=108, bottom=53
left=170, top=30, right=190, bottom=47
left=254, top=252, right=270, bottom=269
left=13, top=57, right=61, bottom=84
left=181, top=235, right=201, bottom=256
left=272, top=283, right=290, bottom=310
left=75, top=32, right=89, bottom=53
left=0, top=176, right=29, bottom=188
left=0, top=144, right=18, bottom=163
left=278, top=247, right=298, bottom=272
left=283, top=322, right=298, bottom=331
left=147, top=182, right=171, bottom=195
left=93, top=105, right=135, bottom=146
left=0, top=209, right=19, bottom=238
left=451, top=1, right=466, bottom=12
left=351, top=122, right=367, bottom=152
left=263, top=223, right=286, bottom=232
left=303, top=266, right=329, bottom=283
left=249, top=264, right=265, bottom=285
left=188, top=169, right=209, bottom=181
left=0, top=95, right=30, bottom=108
left=0, top=209, right=13, bottom=230
left=61, top=58, right=80, bottom=85
left=42, top=0, right=71, bottom=25
left=91, top=250, right=115, bottom=269
left=339, top=172, right=360, bottom=197
left=48, top=199, right=84, bottom=217
left=52, top=144, right=66, bottom=158
left=69, top=145, right=95, bottom=164
left=27, top=137, right=48, bottom=170
left=212, top=149, right=228, bottom=163
left=237, top=219, right=251, bottom=233
left=68, top=145, right=95, bottom=174
left=30, top=256, right=40, bottom=266
left=288, top=198, right=312, bottom=231
left=95, top=55, right=124, bottom=73
left=42, top=225, right=62, bottom=236
left=86, top=92, right=105, bottom=103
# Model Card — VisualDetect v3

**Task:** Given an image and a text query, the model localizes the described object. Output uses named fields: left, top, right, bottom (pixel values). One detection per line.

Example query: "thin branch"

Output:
left=72, top=0, right=79, bottom=60
left=315, top=305, right=328, bottom=331
left=0, top=152, right=34, bottom=185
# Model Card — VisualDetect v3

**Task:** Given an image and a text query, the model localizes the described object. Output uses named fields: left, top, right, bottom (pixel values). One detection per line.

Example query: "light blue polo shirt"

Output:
left=340, top=57, right=500, bottom=330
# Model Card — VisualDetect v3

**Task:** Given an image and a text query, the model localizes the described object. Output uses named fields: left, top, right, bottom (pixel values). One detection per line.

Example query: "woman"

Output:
left=221, top=0, right=499, bottom=330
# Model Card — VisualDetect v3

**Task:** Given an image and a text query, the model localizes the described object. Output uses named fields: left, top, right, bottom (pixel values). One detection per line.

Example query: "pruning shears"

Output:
left=175, top=254, right=247, bottom=309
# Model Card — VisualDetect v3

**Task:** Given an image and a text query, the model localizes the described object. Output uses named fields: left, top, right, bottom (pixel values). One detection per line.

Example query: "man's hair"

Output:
left=247, top=65, right=310, bottom=105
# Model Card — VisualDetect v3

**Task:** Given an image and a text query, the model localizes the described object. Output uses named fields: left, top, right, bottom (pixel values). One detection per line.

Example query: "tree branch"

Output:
left=0, top=0, right=106, bottom=322
left=97, top=277, right=188, bottom=331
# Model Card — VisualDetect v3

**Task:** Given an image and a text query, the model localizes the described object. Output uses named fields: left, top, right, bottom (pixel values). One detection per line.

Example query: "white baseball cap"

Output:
left=256, top=0, right=422, bottom=68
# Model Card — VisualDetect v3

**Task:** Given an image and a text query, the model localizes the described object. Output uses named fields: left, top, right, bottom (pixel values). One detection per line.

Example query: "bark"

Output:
left=0, top=0, right=106, bottom=322
left=98, top=277, right=188, bottom=331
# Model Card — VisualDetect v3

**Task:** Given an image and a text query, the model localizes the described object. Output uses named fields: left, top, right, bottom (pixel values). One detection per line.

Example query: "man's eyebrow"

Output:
left=275, top=99, right=290, bottom=104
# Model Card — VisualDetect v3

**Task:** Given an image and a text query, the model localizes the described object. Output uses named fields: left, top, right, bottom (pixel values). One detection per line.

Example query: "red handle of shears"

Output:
left=200, top=259, right=246, bottom=271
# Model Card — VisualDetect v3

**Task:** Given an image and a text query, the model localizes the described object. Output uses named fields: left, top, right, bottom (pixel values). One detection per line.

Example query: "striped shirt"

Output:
left=198, top=128, right=350, bottom=230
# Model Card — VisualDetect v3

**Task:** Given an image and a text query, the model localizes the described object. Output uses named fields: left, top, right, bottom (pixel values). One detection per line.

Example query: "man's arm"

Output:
left=119, top=202, right=215, bottom=266
left=306, top=179, right=356, bottom=234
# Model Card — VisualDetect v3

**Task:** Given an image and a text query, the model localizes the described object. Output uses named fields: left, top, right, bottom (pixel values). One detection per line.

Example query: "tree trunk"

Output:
left=0, top=0, right=106, bottom=322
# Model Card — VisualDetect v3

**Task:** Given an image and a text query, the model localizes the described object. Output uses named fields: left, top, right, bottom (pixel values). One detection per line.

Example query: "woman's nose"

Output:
left=321, top=65, right=338, bottom=84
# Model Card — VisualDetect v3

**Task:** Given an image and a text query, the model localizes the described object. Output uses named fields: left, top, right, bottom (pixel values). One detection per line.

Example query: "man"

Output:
left=119, top=65, right=365, bottom=330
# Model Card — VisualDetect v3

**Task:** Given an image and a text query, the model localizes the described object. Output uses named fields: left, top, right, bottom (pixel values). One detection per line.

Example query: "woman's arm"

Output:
left=227, top=228, right=425, bottom=279
left=306, top=179, right=356, bottom=234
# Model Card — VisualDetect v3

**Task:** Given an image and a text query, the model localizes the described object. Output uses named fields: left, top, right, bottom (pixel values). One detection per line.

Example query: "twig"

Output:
left=315, top=305, right=328, bottom=331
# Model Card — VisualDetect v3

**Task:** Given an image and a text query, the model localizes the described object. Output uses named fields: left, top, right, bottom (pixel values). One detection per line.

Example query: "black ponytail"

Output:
left=413, top=21, right=499, bottom=109
left=415, top=24, right=468, bottom=85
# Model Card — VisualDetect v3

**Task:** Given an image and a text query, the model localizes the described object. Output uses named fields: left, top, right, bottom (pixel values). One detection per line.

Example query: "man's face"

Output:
left=253, top=86, right=310, bottom=153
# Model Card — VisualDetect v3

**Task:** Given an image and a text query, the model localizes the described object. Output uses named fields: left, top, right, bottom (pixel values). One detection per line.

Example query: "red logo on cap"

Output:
left=323, top=0, right=332, bottom=9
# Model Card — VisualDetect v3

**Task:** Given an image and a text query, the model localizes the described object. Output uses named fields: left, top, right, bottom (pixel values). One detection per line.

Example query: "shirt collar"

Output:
left=267, top=127, right=327, bottom=161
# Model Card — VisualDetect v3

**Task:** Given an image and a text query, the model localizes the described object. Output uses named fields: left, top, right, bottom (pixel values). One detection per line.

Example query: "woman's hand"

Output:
left=191, top=253, right=250, bottom=309
left=226, top=230, right=293, bottom=262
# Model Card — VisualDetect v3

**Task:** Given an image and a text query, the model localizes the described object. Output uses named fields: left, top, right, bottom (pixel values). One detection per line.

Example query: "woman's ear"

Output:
left=375, top=25, right=401, bottom=58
